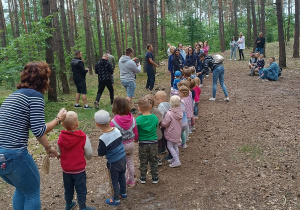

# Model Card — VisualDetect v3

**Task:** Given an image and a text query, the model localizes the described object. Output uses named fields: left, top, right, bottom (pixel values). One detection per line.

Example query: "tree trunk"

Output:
left=8, top=0, right=16, bottom=38
left=42, top=0, right=57, bottom=101
left=124, top=0, right=128, bottom=49
left=59, top=0, right=71, bottom=53
left=25, top=0, right=32, bottom=32
left=128, top=0, right=136, bottom=53
left=218, top=0, right=226, bottom=52
left=33, top=0, right=38, bottom=22
left=19, top=0, right=28, bottom=33
left=100, top=0, right=109, bottom=51
left=233, top=0, right=238, bottom=39
left=134, top=0, right=141, bottom=56
left=247, top=1, right=251, bottom=47
left=103, top=0, right=112, bottom=51
left=118, top=0, right=125, bottom=54
left=13, top=0, right=20, bottom=37
left=293, top=0, right=299, bottom=58
left=0, top=0, right=7, bottom=47
left=149, top=0, right=155, bottom=48
left=286, top=0, right=291, bottom=42
left=72, top=0, right=77, bottom=40
left=160, top=0, right=166, bottom=53
left=82, top=0, right=93, bottom=73
left=95, top=0, right=104, bottom=56
left=140, top=0, right=147, bottom=50
left=251, top=0, right=258, bottom=52
left=51, top=0, right=70, bottom=94
left=67, top=0, right=75, bottom=48
left=260, top=0, right=266, bottom=57
left=276, top=0, right=286, bottom=67
left=110, top=0, right=122, bottom=58
left=153, top=0, right=158, bottom=58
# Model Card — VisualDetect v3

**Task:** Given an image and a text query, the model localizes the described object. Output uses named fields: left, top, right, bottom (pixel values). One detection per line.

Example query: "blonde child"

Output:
left=193, top=77, right=201, bottom=119
left=136, top=98, right=159, bottom=184
left=57, top=111, right=94, bottom=210
left=189, top=66, right=196, bottom=79
left=182, top=67, right=191, bottom=80
left=161, top=95, right=183, bottom=168
left=179, top=80, right=194, bottom=134
left=95, top=110, right=127, bottom=206
left=178, top=86, right=189, bottom=148
left=110, top=97, right=138, bottom=187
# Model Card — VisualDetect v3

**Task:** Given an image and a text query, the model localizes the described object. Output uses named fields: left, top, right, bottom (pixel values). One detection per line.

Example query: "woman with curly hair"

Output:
left=0, top=62, right=67, bottom=209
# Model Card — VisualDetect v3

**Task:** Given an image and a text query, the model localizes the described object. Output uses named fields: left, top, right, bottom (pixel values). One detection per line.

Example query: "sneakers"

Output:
left=169, top=162, right=181, bottom=168
left=158, top=158, right=163, bottom=166
left=209, top=98, right=215, bottom=101
left=140, top=177, right=146, bottom=184
left=178, top=143, right=187, bottom=148
left=224, top=97, right=230, bottom=101
left=206, top=74, right=209, bottom=77
left=119, top=193, right=127, bottom=199
left=105, top=197, right=120, bottom=206
left=158, top=149, right=167, bottom=154
left=126, top=180, right=136, bottom=187
left=74, top=104, right=83, bottom=108
left=199, top=84, right=203, bottom=87
left=84, top=105, right=93, bottom=109
left=65, top=201, right=77, bottom=210
left=164, top=154, right=172, bottom=160
left=81, top=207, right=95, bottom=210
left=167, top=159, right=173, bottom=163
left=94, top=101, right=99, bottom=109
left=152, top=177, right=159, bottom=184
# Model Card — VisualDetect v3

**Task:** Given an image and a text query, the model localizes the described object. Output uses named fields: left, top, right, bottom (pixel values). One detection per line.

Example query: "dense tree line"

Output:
left=0, top=0, right=299, bottom=101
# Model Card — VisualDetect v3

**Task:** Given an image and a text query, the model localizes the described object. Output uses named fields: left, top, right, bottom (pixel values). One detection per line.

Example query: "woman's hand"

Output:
left=57, top=108, right=67, bottom=122
left=46, top=145, right=60, bottom=159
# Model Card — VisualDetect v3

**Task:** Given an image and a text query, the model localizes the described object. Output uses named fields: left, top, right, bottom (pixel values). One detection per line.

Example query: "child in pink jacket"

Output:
left=161, top=95, right=183, bottom=168
left=110, top=97, right=139, bottom=187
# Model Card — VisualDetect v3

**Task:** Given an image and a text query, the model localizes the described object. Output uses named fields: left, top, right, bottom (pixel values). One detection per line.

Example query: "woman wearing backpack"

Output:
left=110, top=97, right=139, bottom=187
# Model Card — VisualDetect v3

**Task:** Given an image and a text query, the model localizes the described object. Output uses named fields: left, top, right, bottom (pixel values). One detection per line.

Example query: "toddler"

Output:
left=173, top=70, right=182, bottom=90
left=193, top=77, right=201, bottom=119
left=189, top=66, right=196, bottom=79
left=161, top=95, right=183, bottom=168
left=57, top=111, right=94, bottom=210
left=178, top=86, right=189, bottom=148
left=136, top=97, right=159, bottom=184
left=182, top=67, right=191, bottom=80
left=179, top=80, right=194, bottom=134
left=248, top=52, right=258, bottom=76
left=110, top=97, right=138, bottom=187
left=254, top=54, right=265, bottom=76
left=95, top=110, right=127, bottom=206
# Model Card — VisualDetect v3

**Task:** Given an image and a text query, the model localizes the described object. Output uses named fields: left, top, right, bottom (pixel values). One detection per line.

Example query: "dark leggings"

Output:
left=96, top=80, right=114, bottom=104
left=239, top=49, right=244, bottom=60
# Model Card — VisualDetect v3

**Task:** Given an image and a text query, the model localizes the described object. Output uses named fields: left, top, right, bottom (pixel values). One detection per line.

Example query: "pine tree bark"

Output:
left=153, top=0, right=158, bottom=58
left=286, top=0, right=291, bottom=42
left=160, top=0, right=166, bottom=53
left=149, top=0, right=155, bottom=47
left=140, top=0, right=147, bottom=50
left=118, top=0, right=125, bottom=54
left=128, top=0, right=136, bottom=53
left=13, top=0, right=20, bottom=37
left=82, top=0, right=93, bottom=73
left=0, top=0, right=7, bottom=47
left=276, top=0, right=286, bottom=67
left=33, top=0, right=38, bottom=22
left=124, top=0, right=128, bottom=49
left=293, top=0, right=299, bottom=58
left=233, top=0, right=238, bottom=39
left=51, top=0, right=70, bottom=94
left=72, top=0, right=78, bottom=40
left=59, top=0, right=71, bottom=53
left=103, top=0, right=112, bottom=51
left=95, top=0, right=104, bottom=57
left=247, top=1, right=251, bottom=47
left=19, top=0, right=28, bottom=33
left=218, top=0, right=226, bottom=52
left=260, top=0, right=266, bottom=56
left=67, top=0, right=75, bottom=48
left=42, top=0, right=57, bottom=101
left=25, top=0, right=32, bottom=32
left=134, top=0, right=141, bottom=56
left=251, top=0, right=258, bottom=52
left=99, top=0, right=108, bottom=51
left=8, top=0, right=16, bottom=38
left=110, top=0, right=122, bottom=58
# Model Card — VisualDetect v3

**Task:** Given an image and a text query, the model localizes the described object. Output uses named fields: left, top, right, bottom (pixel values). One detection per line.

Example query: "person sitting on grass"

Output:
left=57, top=111, right=94, bottom=210
left=95, top=110, right=127, bottom=206
left=259, top=57, right=280, bottom=81
left=251, top=54, right=265, bottom=76
left=248, top=52, right=258, bottom=76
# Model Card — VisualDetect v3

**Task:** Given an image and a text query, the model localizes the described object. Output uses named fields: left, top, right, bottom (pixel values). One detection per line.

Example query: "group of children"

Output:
left=248, top=52, right=265, bottom=76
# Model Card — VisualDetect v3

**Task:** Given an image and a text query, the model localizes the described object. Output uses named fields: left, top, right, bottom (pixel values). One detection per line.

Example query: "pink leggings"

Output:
left=123, top=142, right=135, bottom=182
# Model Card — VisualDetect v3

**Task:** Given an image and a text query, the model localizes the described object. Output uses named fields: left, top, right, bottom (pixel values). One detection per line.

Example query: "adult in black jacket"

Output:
left=94, top=53, right=114, bottom=109
left=255, top=32, right=265, bottom=54
left=71, top=51, right=92, bottom=109
left=173, top=48, right=184, bottom=72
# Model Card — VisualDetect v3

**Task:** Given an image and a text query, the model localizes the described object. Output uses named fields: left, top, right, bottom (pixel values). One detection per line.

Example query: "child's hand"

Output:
left=57, top=108, right=67, bottom=122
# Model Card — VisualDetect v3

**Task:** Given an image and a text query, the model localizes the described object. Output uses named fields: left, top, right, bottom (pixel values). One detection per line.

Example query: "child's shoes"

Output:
left=178, top=143, right=187, bottom=149
left=158, top=158, right=163, bottom=166
left=167, top=158, right=173, bottom=163
left=65, top=201, right=77, bottom=210
left=152, top=177, right=159, bottom=184
left=126, top=180, right=136, bottom=187
left=140, top=177, right=146, bottom=184
left=119, top=193, right=127, bottom=199
left=105, top=197, right=120, bottom=206
left=169, top=162, right=181, bottom=168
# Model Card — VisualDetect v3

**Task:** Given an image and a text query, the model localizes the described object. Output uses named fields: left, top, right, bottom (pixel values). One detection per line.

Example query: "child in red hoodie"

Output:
left=57, top=111, right=94, bottom=210
left=110, top=97, right=139, bottom=187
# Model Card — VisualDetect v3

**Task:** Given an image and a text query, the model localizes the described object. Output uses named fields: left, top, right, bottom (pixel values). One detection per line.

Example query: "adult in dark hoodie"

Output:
left=94, top=53, right=114, bottom=108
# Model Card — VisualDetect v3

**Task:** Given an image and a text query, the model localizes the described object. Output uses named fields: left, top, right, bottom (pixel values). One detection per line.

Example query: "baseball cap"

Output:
left=94, top=110, right=110, bottom=125
left=175, top=71, right=181, bottom=77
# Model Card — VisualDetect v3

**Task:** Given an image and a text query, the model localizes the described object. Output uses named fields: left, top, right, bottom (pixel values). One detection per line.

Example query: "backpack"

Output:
left=278, top=67, right=282, bottom=77
left=111, top=119, right=135, bottom=141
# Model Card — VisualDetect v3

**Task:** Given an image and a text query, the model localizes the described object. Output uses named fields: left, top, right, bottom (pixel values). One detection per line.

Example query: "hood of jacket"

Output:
left=113, top=113, right=134, bottom=130
left=119, top=55, right=132, bottom=63
left=170, top=107, right=183, bottom=120
left=58, top=130, right=86, bottom=150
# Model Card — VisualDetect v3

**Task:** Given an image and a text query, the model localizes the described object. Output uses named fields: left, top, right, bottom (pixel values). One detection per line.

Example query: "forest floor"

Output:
left=0, top=43, right=300, bottom=210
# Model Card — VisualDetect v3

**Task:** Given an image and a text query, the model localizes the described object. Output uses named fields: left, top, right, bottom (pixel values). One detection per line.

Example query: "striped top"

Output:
left=0, top=88, right=47, bottom=149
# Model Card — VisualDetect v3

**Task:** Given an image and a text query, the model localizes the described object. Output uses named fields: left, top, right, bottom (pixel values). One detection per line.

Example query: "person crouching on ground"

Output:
left=161, top=95, right=183, bottom=168
left=95, top=110, right=127, bottom=206
left=136, top=97, right=159, bottom=184
left=58, top=111, right=94, bottom=210
left=110, top=97, right=139, bottom=188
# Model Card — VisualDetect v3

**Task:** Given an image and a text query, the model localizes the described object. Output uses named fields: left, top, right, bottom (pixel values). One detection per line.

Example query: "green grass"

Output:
left=238, top=145, right=263, bottom=159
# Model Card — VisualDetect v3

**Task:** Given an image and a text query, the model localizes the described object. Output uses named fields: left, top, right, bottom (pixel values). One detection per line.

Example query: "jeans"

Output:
left=212, top=65, right=228, bottom=98
left=170, top=70, right=174, bottom=87
left=146, top=68, right=155, bottom=90
left=107, top=156, right=126, bottom=200
left=230, top=48, right=236, bottom=60
left=96, top=79, right=114, bottom=104
left=63, top=171, right=87, bottom=209
left=194, top=102, right=199, bottom=117
left=0, top=148, right=41, bottom=210
left=121, top=81, right=136, bottom=98
left=255, top=47, right=264, bottom=54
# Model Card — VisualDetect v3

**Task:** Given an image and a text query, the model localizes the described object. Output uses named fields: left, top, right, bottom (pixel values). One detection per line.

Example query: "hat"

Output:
left=251, top=53, right=255, bottom=57
left=94, top=110, right=110, bottom=125
left=175, top=71, right=181, bottom=77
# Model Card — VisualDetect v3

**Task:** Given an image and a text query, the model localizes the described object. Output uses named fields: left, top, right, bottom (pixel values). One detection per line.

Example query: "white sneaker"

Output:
left=209, top=98, right=215, bottom=101
left=199, top=84, right=203, bottom=87
left=206, top=75, right=209, bottom=77
left=171, top=87, right=174, bottom=90
left=224, top=97, right=230, bottom=101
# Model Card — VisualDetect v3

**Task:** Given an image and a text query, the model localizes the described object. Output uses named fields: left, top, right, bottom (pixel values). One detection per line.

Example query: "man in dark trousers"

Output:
left=145, top=44, right=159, bottom=91
left=94, top=53, right=114, bottom=109
left=71, top=51, right=92, bottom=109
left=255, top=32, right=265, bottom=55
left=106, top=50, right=115, bottom=84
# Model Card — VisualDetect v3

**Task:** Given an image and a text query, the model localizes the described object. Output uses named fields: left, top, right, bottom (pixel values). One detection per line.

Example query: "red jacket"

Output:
left=58, top=130, right=86, bottom=174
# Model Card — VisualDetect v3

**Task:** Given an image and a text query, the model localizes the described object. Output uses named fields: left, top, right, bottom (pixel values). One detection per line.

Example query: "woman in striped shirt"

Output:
left=0, top=62, right=67, bottom=209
